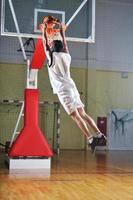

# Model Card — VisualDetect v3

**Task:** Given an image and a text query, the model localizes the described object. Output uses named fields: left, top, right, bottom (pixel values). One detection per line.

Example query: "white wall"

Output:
left=88, top=0, right=133, bottom=71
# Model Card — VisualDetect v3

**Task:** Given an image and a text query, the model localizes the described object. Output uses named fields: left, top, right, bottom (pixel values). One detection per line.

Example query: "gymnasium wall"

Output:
left=87, top=69, right=133, bottom=122
left=0, top=63, right=86, bottom=149
left=1, top=62, right=133, bottom=149
left=1, top=0, right=133, bottom=149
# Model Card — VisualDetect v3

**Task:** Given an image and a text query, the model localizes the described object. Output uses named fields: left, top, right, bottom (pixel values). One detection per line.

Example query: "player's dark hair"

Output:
left=53, top=40, right=63, bottom=52
left=43, top=16, right=60, bottom=24
left=47, top=40, right=63, bottom=67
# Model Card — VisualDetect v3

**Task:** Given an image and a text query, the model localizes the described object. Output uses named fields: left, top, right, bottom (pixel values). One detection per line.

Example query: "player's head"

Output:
left=53, top=40, right=63, bottom=52
left=43, top=16, right=60, bottom=25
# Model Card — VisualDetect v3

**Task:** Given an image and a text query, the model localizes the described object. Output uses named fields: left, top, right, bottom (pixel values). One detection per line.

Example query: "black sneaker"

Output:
left=97, top=134, right=107, bottom=146
left=100, top=133, right=107, bottom=140
left=97, top=132, right=107, bottom=140
left=89, top=137, right=99, bottom=153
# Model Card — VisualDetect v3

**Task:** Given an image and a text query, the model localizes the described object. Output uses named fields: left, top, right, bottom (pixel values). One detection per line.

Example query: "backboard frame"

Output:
left=1, top=0, right=96, bottom=43
left=34, top=8, right=65, bottom=33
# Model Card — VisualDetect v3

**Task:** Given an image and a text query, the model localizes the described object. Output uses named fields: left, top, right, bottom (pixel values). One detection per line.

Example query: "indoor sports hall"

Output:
left=0, top=0, right=133, bottom=200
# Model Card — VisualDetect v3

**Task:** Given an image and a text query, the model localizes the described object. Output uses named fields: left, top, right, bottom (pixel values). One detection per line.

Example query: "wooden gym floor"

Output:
left=0, top=150, right=133, bottom=200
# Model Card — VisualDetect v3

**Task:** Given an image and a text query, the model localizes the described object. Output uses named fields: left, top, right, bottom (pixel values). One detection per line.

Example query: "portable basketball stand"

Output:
left=7, top=38, right=53, bottom=172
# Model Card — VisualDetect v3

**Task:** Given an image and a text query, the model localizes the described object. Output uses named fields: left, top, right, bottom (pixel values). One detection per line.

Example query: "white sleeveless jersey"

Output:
left=47, top=31, right=62, bottom=48
left=53, top=31, right=63, bottom=41
left=47, top=52, right=84, bottom=115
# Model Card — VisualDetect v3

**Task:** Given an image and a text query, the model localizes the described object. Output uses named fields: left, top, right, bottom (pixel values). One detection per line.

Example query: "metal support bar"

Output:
left=8, top=0, right=27, bottom=60
left=0, top=100, right=59, bottom=105
left=27, top=59, right=38, bottom=89
left=1, top=0, right=5, bottom=34
left=10, top=101, right=24, bottom=147
left=28, top=69, right=38, bottom=89
left=91, top=0, right=96, bottom=41
left=66, top=0, right=88, bottom=26
left=56, top=103, right=61, bottom=156
left=1, top=31, right=93, bottom=43
left=26, top=59, right=30, bottom=88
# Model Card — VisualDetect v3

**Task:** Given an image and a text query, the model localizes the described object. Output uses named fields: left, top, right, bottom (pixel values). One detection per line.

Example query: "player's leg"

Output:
left=77, top=107, right=106, bottom=139
left=70, top=109, right=98, bottom=153
left=70, top=109, right=92, bottom=138
left=76, top=107, right=106, bottom=153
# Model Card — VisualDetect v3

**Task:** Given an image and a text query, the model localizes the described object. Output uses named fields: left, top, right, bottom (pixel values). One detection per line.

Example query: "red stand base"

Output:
left=9, top=89, right=53, bottom=157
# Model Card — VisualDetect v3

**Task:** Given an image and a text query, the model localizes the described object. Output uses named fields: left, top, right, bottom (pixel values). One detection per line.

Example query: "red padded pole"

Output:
left=31, top=38, right=46, bottom=69
left=9, top=89, right=53, bottom=157
left=24, top=89, right=39, bottom=126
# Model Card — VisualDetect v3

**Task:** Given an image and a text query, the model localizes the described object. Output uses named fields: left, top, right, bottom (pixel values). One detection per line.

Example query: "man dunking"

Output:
left=40, top=16, right=106, bottom=153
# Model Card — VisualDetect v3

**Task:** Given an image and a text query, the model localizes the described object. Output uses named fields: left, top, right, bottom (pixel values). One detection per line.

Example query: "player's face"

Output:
left=47, top=21, right=56, bottom=28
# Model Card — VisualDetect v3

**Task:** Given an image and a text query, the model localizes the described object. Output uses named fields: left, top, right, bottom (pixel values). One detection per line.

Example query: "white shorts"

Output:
left=57, top=85, right=84, bottom=115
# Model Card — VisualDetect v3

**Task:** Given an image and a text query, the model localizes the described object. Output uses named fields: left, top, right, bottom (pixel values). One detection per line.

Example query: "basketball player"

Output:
left=40, top=16, right=106, bottom=153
